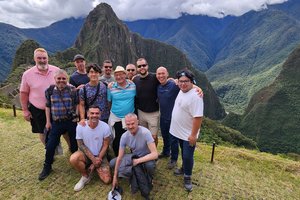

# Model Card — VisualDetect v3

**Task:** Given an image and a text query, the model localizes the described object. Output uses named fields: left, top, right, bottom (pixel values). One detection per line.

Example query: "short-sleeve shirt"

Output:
left=76, top=120, right=111, bottom=155
left=133, top=73, right=159, bottom=112
left=120, top=126, right=154, bottom=157
left=170, top=88, right=204, bottom=141
left=69, top=71, right=89, bottom=88
left=20, top=65, right=59, bottom=110
left=157, top=80, right=180, bottom=120
left=107, top=80, right=136, bottom=118
left=100, top=75, right=115, bottom=84
left=79, top=82, right=110, bottom=120
left=45, top=85, right=79, bottom=121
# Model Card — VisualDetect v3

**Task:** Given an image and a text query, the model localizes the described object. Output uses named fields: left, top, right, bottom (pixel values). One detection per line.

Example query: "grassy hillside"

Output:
left=1, top=108, right=299, bottom=199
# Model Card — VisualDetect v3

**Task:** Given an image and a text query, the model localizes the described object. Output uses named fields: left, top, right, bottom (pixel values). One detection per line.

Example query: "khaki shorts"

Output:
left=137, top=109, right=159, bottom=136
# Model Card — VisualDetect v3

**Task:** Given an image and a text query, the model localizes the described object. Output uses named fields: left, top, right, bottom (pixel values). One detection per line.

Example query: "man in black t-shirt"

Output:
left=133, top=58, right=160, bottom=146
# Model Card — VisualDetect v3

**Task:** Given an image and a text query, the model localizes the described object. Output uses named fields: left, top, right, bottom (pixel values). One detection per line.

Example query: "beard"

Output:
left=37, top=63, right=48, bottom=71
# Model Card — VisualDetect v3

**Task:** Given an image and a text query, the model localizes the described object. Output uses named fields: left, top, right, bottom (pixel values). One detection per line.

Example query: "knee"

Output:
left=69, top=152, right=80, bottom=166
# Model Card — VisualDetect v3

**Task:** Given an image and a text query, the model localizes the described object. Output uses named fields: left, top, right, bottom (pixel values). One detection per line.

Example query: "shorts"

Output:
left=28, top=103, right=46, bottom=134
left=137, top=109, right=159, bottom=136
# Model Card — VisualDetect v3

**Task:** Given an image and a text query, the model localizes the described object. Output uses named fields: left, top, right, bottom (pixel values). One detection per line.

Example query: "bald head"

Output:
left=156, top=66, right=169, bottom=85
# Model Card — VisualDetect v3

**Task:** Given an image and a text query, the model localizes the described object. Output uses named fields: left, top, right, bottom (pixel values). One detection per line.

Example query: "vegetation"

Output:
left=1, top=107, right=299, bottom=199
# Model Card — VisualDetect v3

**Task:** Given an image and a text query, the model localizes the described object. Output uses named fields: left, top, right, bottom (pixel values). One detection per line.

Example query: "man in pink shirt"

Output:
left=20, top=48, right=60, bottom=145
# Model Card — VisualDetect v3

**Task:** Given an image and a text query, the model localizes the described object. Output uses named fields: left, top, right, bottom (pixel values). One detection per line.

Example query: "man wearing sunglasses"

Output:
left=100, top=59, right=115, bottom=84
left=125, top=63, right=137, bottom=80
left=133, top=58, right=160, bottom=146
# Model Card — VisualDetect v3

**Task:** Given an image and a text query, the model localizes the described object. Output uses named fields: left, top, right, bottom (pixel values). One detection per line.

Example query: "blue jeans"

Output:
left=160, top=118, right=179, bottom=160
left=178, top=138, right=196, bottom=176
left=44, top=120, right=77, bottom=168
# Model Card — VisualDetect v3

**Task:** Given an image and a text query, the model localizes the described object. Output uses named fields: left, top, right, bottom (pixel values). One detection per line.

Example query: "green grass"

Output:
left=0, top=108, right=299, bottom=199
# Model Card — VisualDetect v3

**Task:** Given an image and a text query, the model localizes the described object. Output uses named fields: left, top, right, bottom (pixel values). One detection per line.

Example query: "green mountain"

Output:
left=74, top=3, right=225, bottom=120
left=224, top=44, right=300, bottom=154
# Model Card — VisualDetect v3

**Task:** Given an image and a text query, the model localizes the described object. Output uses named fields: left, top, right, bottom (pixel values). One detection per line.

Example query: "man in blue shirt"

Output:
left=69, top=54, right=89, bottom=89
left=107, top=66, right=136, bottom=156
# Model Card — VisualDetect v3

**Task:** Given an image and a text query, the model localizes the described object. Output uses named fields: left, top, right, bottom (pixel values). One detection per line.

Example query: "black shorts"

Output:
left=28, top=103, right=46, bottom=134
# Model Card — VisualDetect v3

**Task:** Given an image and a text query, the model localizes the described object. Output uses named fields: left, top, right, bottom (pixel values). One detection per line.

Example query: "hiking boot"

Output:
left=55, top=142, right=63, bottom=156
left=174, top=167, right=184, bottom=176
left=167, top=160, right=177, bottom=170
left=184, top=176, right=193, bottom=192
left=158, top=152, right=170, bottom=159
left=38, top=166, right=52, bottom=181
left=74, top=175, right=91, bottom=192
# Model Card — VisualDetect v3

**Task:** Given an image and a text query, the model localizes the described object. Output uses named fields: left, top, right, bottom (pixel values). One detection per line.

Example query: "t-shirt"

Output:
left=133, top=73, right=159, bottom=113
left=76, top=120, right=111, bottom=155
left=20, top=65, right=59, bottom=110
left=120, top=126, right=154, bottom=157
left=170, top=88, right=204, bottom=141
left=157, top=80, right=180, bottom=120
left=100, top=75, right=115, bottom=84
left=69, top=71, right=89, bottom=88
left=107, top=80, right=136, bottom=118
left=79, top=82, right=110, bottom=120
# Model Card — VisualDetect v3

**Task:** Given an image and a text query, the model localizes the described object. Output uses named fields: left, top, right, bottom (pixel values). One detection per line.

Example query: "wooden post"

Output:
left=13, top=104, right=16, bottom=117
left=211, top=142, right=216, bottom=163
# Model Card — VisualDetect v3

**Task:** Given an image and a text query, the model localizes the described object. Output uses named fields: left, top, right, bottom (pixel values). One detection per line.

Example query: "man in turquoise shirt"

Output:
left=107, top=66, right=136, bottom=156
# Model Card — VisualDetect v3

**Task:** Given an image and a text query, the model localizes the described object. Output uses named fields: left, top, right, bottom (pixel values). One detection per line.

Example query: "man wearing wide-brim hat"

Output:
left=107, top=66, right=136, bottom=157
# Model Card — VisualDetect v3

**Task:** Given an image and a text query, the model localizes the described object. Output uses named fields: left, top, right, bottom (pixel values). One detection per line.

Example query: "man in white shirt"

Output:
left=170, top=69, right=204, bottom=192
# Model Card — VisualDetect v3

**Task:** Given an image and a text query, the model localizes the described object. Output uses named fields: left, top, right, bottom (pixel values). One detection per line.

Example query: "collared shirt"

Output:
left=45, top=85, right=78, bottom=121
left=107, top=80, right=136, bottom=118
left=20, top=65, right=59, bottom=110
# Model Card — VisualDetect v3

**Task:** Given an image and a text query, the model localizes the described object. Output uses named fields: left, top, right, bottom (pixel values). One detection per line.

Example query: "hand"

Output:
left=88, top=164, right=95, bottom=174
left=78, top=119, right=86, bottom=126
left=194, top=86, right=203, bottom=97
left=23, top=110, right=31, bottom=121
left=108, top=82, right=114, bottom=89
left=93, top=157, right=102, bottom=168
left=132, top=158, right=140, bottom=166
left=77, top=84, right=85, bottom=90
left=45, top=122, right=51, bottom=130
left=188, top=135, right=197, bottom=146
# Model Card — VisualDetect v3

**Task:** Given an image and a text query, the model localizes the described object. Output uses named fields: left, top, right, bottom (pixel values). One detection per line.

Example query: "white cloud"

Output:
left=0, top=0, right=288, bottom=28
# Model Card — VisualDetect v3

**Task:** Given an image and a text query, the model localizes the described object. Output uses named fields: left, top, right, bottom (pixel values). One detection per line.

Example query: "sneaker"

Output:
left=167, top=160, right=177, bottom=169
left=174, top=167, right=184, bottom=176
left=55, top=143, right=64, bottom=156
left=38, top=166, right=52, bottom=181
left=158, top=152, right=170, bottom=159
left=184, top=176, right=193, bottom=192
left=74, top=176, right=91, bottom=192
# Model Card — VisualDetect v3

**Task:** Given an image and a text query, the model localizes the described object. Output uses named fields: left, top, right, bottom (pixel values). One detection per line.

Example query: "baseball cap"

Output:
left=73, top=54, right=85, bottom=61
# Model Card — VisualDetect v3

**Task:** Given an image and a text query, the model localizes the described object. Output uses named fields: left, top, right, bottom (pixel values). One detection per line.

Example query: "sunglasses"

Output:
left=104, top=66, right=113, bottom=69
left=137, top=64, right=147, bottom=68
left=57, top=77, right=67, bottom=80
left=127, top=69, right=135, bottom=72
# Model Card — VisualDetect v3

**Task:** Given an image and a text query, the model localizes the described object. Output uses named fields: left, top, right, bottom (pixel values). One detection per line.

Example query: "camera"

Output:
left=67, top=110, right=78, bottom=120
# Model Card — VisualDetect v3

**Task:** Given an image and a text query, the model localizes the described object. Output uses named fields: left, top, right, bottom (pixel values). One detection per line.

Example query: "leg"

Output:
left=182, top=140, right=196, bottom=176
left=159, top=118, right=171, bottom=156
left=69, top=151, right=89, bottom=177
left=66, top=121, right=78, bottom=153
left=62, top=133, right=71, bottom=150
left=96, top=158, right=111, bottom=184
left=170, top=134, right=179, bottom=162
left=144, top=160, right=156, bottom=179
left=112, top=122, right=126, bottom=156
left=146, top=111, right=159, bottom=147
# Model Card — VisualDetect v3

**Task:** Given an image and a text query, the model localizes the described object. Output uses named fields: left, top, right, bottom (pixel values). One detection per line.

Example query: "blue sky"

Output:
left=0, top=0, right=288, bottom=28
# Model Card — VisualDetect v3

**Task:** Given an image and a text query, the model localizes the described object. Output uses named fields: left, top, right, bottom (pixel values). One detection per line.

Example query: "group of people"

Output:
left=20, top=47, right=203, bottom=196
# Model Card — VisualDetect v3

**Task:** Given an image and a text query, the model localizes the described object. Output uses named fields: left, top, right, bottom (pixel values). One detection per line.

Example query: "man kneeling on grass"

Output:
left=70, top=105, right=111, bottom=191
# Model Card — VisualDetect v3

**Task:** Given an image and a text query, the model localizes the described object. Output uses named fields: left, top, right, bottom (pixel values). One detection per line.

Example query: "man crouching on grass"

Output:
left=69, top=105, right=111, bottom=191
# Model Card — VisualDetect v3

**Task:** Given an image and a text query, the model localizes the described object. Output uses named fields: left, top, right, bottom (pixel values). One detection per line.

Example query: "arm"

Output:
left=45, top=107, right=51, bottom=130
left=79, top=99, right=86, bottom=126
left=97, top=137, right=110, bottom=163
left=20, top=91, right=31, bottom=121
left=188, top=117, right=203, bottom=146
left=112, top=148, right=125, bottom=189
left=132, top=142, right=158, bottom=166
left=77, top=139, right=97, bottom=165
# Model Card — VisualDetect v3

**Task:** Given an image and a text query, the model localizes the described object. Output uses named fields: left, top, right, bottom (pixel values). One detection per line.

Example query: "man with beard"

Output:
left=125, top=63, right=137, bottom=80
left=133, top=58, right=160, bottom=146
left=70, top=105, right=111, bottom=191
left=100, top=60, right=115, bottom=84
left=38, top=69, right=78, bottom=180
left=69, top=54, right=89, bottom=89
left=20, top=48, right=60, bottom=145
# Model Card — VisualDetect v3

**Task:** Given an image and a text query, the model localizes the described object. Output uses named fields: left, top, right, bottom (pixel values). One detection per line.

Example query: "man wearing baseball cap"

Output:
left=69, top=54, right=89, bottom=89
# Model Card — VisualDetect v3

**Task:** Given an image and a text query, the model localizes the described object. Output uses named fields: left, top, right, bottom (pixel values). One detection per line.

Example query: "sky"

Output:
left=0, top=0, right=288, bottom=28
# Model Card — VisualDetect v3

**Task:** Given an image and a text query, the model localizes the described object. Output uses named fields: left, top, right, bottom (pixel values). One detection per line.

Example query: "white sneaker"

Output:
left=74, top=176, right=91, bottom=192
left=55, top=143, right=64, bottom=156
